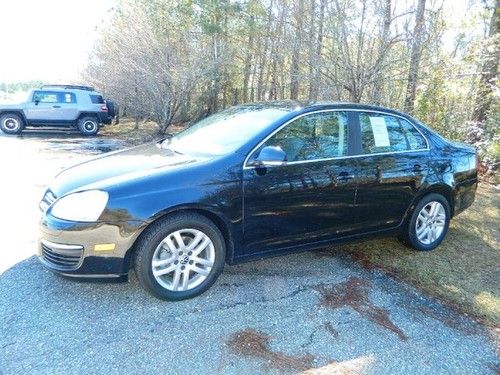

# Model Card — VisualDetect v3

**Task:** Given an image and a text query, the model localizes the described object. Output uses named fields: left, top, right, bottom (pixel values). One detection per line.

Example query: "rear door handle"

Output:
left=337, top=171, right=355, bottom=181
left=53, top=105, right=61, bottom=108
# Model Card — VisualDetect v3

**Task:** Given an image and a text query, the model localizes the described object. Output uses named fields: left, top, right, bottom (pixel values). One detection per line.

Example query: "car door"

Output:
left=24, top=91, right=60, bottom=121
left=351, top=111, right=430, bottom=233
left=57, top=92, right=79, bottom=121
left=242, top=110, right=358, bottom=256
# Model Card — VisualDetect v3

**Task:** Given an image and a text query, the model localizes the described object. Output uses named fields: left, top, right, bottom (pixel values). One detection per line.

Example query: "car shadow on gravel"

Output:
left=0, top=252, right=497, bottom=374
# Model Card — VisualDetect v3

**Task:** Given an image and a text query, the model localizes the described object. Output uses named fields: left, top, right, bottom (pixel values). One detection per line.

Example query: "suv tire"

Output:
left=134, top=213, right=226, bottom=300
left=399, top=193, right=451, bottom=251
left=78, top=116, right=99, bottom=136
left=0, top=113, right=25, bottom=135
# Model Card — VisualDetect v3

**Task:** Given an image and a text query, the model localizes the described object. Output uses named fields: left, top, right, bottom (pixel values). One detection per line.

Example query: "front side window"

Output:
left=262, top=111, right=349, bottom=162
left=359, top=112, right=426, bottom=154
left=33, top=91, right=59, bottom=103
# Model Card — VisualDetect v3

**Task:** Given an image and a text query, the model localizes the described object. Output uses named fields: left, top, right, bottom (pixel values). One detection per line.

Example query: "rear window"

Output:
left=90, top=95, right=104, bottom=104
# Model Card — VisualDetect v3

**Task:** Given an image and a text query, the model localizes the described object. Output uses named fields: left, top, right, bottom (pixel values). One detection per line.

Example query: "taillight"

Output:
left=101, top=105, right=108, bottom=112
left=476, top=153, right=480, bottom=171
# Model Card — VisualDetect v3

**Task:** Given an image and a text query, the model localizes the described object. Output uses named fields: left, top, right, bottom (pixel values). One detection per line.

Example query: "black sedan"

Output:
left=38, top=102, right=478, bottom=300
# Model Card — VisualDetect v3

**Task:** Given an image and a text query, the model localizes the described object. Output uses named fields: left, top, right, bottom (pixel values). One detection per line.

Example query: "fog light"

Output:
left=94, top=243, right=116, bottom=252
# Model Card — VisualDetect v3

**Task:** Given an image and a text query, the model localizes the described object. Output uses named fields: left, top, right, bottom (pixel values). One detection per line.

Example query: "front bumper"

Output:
left=38, top=214, right=144, bottom=279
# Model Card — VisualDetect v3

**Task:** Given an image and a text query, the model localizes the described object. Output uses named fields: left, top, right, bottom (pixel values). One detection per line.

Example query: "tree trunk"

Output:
left=290, top=0, right=304, bottom=100
left=242, top=17, right=255, bottom=103
left=308, top=0, right=316, bottom=100
left=404, top=0, right=426, bottom=113
left=311, top=0, right=326, bottom=101
left=472, top=0, right=499, bottom=124
left=372, top=0, right=392, bottom=105
left=134, top=85, right=139, bottom=130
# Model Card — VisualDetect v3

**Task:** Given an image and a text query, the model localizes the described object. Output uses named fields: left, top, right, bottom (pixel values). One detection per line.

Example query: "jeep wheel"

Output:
left=0, top=113, right=24, bottom=135
left=78, top=116, right=99, bottom=136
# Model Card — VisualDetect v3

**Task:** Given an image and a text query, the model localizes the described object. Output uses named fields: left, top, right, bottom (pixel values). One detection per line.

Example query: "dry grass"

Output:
left=100, top=119, right=186, bottom=145
left=336, top=184, right=499, bottom=327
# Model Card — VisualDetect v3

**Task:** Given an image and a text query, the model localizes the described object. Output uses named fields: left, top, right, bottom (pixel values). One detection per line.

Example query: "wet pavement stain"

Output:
left=316, top=277, right=408, bottom=341
left=323, top=322, right=339, bottom=338
left=226, top=328, right=315, bottom=372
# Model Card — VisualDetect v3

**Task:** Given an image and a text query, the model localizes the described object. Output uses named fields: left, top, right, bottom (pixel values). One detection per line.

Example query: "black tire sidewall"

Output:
left=134, top=214, right=226, bottom=300
left=0, top=113, right=24, bottom=134
left=78, top=116, right=99, bottom=136
left=407, top=193, right=451, bottom=251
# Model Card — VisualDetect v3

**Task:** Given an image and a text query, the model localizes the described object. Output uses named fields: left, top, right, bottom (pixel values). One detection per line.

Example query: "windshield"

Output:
left=163, top=106, right=290, bottom=156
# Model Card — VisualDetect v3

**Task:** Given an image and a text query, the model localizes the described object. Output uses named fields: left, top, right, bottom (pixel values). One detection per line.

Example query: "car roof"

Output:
left=34, top=87, right=102, bottom=95
left=238, top=100, right=415, bottom=122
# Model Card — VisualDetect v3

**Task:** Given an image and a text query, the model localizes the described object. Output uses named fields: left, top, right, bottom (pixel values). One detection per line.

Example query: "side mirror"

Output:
left=251, top=146, right=287, bottom=167
left=34, top=99, right=40, bottom=105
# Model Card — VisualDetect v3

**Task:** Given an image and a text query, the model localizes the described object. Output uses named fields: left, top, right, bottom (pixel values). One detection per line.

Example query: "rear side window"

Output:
left=359, top=113, right=426, bottom=154
left=62, top=93, right=76, bottom=103
left=399, top=120, right=427, bottom=150
left=90, top=95, right=104, bottom=104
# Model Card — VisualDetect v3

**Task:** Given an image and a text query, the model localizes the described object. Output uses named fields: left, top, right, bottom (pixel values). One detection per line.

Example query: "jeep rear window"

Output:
left=90, top=95, right=105, bottom=104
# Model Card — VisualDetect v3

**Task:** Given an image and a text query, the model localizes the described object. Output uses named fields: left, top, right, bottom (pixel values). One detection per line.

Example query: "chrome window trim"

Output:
left=243, top=108, right=430, bottom=169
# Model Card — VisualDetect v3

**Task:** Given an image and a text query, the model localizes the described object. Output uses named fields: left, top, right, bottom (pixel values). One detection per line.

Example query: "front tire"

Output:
left=134, top=213, right=226, bottom=300
left=77, top=116, right=99, bottom=136
left=0, top=113, right=25, bottom=134
left=400, top=193, right=451, bottom=251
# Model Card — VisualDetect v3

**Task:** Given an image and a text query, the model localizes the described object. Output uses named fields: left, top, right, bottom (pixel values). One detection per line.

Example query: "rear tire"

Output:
left=0, top=113, right=24, bottom=134
left=399, top=193, right=450, bottom=251
left=77, top=116, right=99, bottom=136
left=134, top=213, right=226, bottom=300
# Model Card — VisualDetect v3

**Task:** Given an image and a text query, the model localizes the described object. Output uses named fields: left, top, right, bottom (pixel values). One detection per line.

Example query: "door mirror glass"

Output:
left=252, top=146, right=287, bottom=167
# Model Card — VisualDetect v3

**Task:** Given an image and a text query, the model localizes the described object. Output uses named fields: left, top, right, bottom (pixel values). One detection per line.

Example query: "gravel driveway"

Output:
left=0, top=131, right=498, bottom=374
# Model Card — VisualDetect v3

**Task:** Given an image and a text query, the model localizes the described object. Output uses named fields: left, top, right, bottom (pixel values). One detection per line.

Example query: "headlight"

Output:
left=50, top=190, right=108, bottom=222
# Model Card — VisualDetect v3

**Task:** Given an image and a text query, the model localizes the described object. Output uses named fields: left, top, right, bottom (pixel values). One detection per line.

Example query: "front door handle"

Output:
left=53, top=105, right=61, bottom=108
left=337, top=171, right=355, bottom=182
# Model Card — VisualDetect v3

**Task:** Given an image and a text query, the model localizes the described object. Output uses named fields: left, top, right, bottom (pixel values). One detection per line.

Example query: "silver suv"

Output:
left=0, top=85, right=114, bottom=136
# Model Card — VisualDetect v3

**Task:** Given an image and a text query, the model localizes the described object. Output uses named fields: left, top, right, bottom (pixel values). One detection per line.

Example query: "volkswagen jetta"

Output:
left=38, top=102, right=478, bottom=300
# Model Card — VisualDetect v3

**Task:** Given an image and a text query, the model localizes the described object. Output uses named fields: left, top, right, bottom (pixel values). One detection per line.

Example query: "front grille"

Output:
left=41, top=240, right=83, bottom=270
left=40, top=190, right=57, bottom=213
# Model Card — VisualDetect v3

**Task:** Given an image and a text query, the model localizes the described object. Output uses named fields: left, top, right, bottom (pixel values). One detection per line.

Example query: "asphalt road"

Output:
left=0, top=131, right=498, bottom=374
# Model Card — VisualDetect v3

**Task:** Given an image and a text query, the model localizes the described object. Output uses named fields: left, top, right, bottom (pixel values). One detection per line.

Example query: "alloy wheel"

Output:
left=415, top=201, right=446, bottom=245
left=151, top=228, right=215, bottom=292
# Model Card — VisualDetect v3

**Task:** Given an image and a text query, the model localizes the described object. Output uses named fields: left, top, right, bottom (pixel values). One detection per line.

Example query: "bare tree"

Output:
left=290, top=0, right=305, bottom=100
left=471, top=0, right=499, bottom=124
left=404, top=0, right=427, bottom=113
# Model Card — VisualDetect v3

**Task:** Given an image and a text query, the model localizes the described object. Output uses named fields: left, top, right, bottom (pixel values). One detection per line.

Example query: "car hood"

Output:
left=50, top=142, right=207, bottom=197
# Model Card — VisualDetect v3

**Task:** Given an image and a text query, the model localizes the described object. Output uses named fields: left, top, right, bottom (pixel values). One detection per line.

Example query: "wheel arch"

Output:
left=404, top=184, right=455, bottom=225
left=124, top=205, right=236, bottom=271
left=77, top=112, right=101, bottom=123
left=0, top=110, right=28, bottom=124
